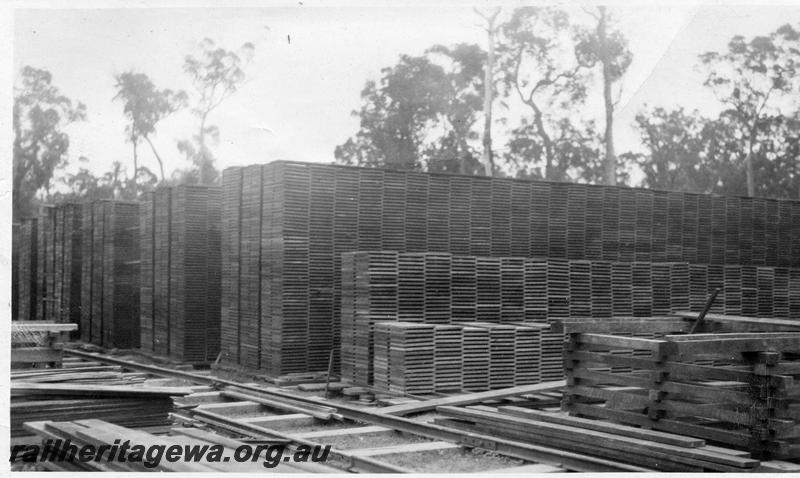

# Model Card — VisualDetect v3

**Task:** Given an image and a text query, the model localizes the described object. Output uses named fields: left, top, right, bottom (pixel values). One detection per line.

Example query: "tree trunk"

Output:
left=530, top=103, right=554, bottom=180
left=746, top=128, right=755, bottom=197
left=132, top=139, right=139, bottom=196
left=480, top=10, right=500, bottom=177
left=143, top=135, right=166, bottom=181
left=599, top=7, right=617, bottom=186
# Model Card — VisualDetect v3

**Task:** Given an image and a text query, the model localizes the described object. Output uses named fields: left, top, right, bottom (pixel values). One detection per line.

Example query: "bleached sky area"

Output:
left=11, top=0, right=800, bottom=186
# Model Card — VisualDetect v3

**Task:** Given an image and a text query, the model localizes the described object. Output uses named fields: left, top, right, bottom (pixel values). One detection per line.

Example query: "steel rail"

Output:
left=65, top=349, right=650, bottom=472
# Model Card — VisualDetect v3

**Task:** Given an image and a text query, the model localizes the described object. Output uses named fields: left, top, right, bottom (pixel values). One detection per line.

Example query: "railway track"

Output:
left=62, top=349, right=647, bottom=472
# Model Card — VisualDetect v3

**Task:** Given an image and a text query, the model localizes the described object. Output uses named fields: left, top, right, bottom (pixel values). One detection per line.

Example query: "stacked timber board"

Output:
left=342, top=251, right=800, bottom=386
left=79, top=200, right=140, bottom=349
left=54, top=204, right=83, bottom=328
left=560, top=320, right=800, bottom=459
left=12, top=223, right=20, bottom=321
left=222, top=160, right=800, bottom=375
left=36, top=206, right=57, bottom=320
left=139, top=186, right=222, bottom=363
left=373, top=321, right=546, bottom=394
left=11, top=384, right=189, bottom=439
left=16, top=218, right=38, bottom=321
left=28, top=204, right=83, bottom=325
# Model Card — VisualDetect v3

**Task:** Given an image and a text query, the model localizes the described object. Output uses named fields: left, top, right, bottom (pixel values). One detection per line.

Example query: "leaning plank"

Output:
left=496, top=406, right=706, bottom=448
left=377, top=380, right=566, bottom=416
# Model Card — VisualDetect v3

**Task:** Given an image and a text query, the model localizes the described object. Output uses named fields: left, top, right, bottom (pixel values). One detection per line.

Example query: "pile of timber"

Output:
left=17, top=218, right=39, bottom=321
left=12, top=222, right=20, bottom=321
left=21, top=419, right=333, bottom=472
left=11, top=322, right=78, bottom=369
left=11, top=365, right=148, bottom=385
left=47, top=204, right=84, bottom=328
left=80, top=200, right=140, bottom=349
left=140, top=186, right=222, bottom=363
left=11, top=383, right=190, bottom=439
left=435, top=405, right=761, bottom=472
left=342, top=250, right=800, bottom=387
left=37, top=206, right=57, bottom=320
left=221, top=160, right=800, bottom=376
left=559, top=316, right=800, bottom=459
left=372, top=321, right=548, bottom=394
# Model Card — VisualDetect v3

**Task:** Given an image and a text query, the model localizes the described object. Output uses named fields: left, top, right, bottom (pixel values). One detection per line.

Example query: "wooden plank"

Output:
left=666, top=332, right=800, bottom=341
left=565, top=402, right=752, bottom=448
left=552, top=317, right=689, bottom=334
left=496, top=406, right=706, bottom=448
left=567, top=385, right=767, bottom=425
left=12, top=322, right=79, bottom=332
left=570, top=368, right=753, bottom=404
left=667, top=335, right=800, bottom=357
left=438, top=406, right=759, bottom=468
left=433, top=417, right=700, bottom=472
left=377, top=380, right=566, bottom=416
left=11, top=383, right=191, bottom=397
left=673, top=312, right=800, bottom=331
left=574, top=334, right=673, bottom=355
left=348, top=441, right=460, bottom=456
left=221, top=390, right=335, bottom=420
left=491, top=463, right=564, bottom=473
left=296, top=425, right=392, bottom=439
left=196, top=400, right=265, bottom=416
left=756, top=460, right=800, bottom=472
left=11, top=348, right=62, bottom=363
left=565, top=350, right=793, bottom=387
left=239, top=413, right=318, bottom=428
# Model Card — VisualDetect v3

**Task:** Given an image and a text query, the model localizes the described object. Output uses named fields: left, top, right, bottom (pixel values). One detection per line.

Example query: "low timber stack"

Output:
left=140, top=186, right=222, bottom=364
left=557, top=315, right=800, bottom=460
left=79, top=200, right=140, bottom=349
left=342, top=250, right=800, bottom=388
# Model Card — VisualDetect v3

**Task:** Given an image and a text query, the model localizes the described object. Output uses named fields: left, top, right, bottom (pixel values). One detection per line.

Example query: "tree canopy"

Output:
left=113, top=71, right=187, bottom=188
left=13, top=66, right=86, bottom=220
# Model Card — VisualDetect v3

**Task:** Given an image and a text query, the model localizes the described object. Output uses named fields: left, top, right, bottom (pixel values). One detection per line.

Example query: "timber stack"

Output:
left=139, top=185, right=222, bottom=363
left=558, top=316, right=800, bottom=459
left=79, top=200, right=140, bottom=348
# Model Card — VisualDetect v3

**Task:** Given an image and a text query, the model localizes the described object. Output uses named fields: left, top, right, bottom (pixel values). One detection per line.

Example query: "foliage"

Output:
left=113, top=71, right=187, bottom=184
left=13, top=66, right=86, bottom=220
left=628, top=107, right=800, bottom=199
left=179, top=38, right=255, bottom=184
left=496, top=7, right=593, bottom=181
left=698, top=23, right=800, bottom=196
left=505, top=117, right=626, bottom=184
left=335, top=44, right=486, bottom=174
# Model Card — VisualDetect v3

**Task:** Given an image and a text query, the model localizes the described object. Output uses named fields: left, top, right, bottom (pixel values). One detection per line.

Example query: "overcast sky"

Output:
left=11, top=1, right=800, bottom=187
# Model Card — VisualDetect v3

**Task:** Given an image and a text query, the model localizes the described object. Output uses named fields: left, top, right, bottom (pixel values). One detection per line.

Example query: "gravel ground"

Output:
left=378, top=446, right=525, bottom=472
